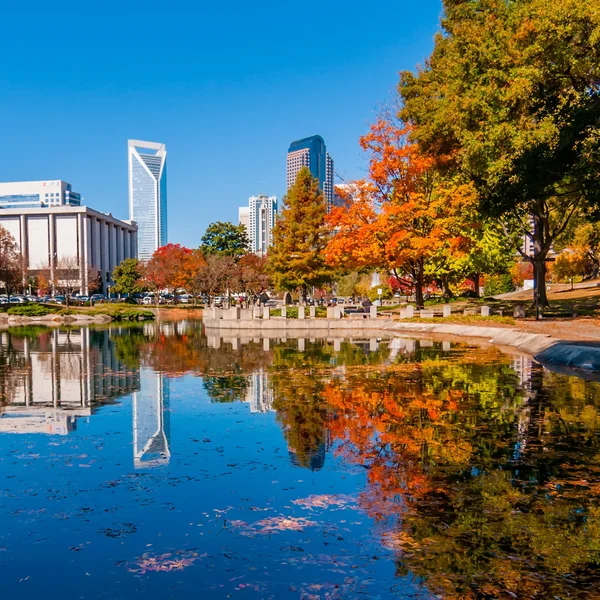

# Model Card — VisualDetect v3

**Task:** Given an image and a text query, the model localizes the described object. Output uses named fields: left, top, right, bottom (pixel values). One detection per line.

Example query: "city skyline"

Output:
left=0, top=1, right=442, bottom=247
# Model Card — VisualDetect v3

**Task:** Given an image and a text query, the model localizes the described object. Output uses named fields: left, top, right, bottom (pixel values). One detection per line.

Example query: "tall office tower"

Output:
left=239, top=194, right=277, bottom=256
left=286, top=135, right=334, bottom=210
left=128, top=140, right=167, bottom=261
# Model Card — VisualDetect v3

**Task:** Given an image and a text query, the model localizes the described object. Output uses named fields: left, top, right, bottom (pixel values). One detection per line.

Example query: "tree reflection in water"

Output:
left=112, top=323, right=600, bottom=597
left=325, top=350, right=600, bottom=599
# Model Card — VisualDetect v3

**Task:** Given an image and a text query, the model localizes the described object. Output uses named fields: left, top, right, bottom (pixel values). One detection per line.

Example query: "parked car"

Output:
left=9, top=296, right=28, bottom=304
left=177, top=294, right=190, bottom=304
left=90, top=294, right=106, bottom=303
left=53, top=295, right=66, bottom=304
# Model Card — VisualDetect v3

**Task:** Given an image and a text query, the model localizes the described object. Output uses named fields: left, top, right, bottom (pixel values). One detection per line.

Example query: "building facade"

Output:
left=0, top=205, right=137, bottom=295
left=128, top=140, right=167, bottom=261
left=0, top=180, right=81, bottom=209
left=286, top=135, right=334, bottom=210
left=238, top=195, right=277, bottom=255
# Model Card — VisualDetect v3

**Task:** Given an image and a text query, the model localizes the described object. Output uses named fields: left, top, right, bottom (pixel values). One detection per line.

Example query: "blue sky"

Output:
left=1, top=0, right=442, bottom=248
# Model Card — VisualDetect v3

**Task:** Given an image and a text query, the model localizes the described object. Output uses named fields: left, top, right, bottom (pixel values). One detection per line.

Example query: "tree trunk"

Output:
left=414, top=263, right=425, bottom=309
left=532, top=255, right=549, bottom=308
left=531, top=212, right=550, bottom=309
left=472, top=273, right=480, bottom=298
left=441, top=275, right=452, bottom=301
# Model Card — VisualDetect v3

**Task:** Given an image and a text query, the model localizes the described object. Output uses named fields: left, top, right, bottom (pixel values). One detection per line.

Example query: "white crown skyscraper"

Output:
left=128, top=140, right=167, bottom=261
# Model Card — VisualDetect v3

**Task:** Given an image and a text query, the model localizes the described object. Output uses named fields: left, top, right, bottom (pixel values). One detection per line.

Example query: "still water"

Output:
left=0, top=321, right=599, bottom=599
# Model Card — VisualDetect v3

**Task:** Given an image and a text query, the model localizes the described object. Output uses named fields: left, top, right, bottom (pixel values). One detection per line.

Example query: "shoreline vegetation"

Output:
left=1, top=303, right=155, bottom=323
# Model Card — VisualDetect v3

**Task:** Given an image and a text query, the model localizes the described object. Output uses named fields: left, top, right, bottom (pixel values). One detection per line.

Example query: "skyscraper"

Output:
left=286, top=135, right=334, bottom=210
left=238, top=194, right=277, bottom=255
left=128, top=139, right=167, bottom=261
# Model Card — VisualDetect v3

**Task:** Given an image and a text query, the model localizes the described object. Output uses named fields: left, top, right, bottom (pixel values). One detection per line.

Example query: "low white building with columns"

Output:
left=0, top=205, right=137, bottom=295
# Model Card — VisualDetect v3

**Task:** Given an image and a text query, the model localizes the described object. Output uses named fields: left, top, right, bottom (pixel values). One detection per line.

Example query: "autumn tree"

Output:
left=399, top=0, right=600, bottom=307
left=143, top=244, right=192, bottom=304
left=325, top=120, right=479, bottom=308
left=553, top=249, right=587, bottom=290
left=201, top=221, right=249, bottom=259
left=194, top=255, right=236, bottom=303
left=0, top=226, right=23, bottom=296
left=112, top=258, right=145, bottom=296
left=268, top=167, right=332, bottom=303
left=54, top=256, right=80, bottom=305
left=237, top=253, right=270, bottom=301
left=182, top=248, right=207, bottom=304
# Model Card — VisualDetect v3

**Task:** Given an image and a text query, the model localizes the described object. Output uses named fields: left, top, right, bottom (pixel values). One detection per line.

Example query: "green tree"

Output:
left=268, top=167, right=332, bottom=302
left=336, top=271, right=361, bottom=299
left=112, top=258, right=145, bottom=296
left=200, top=221, right=249, bottom=259
left=399, top=0, right=600, bottom=307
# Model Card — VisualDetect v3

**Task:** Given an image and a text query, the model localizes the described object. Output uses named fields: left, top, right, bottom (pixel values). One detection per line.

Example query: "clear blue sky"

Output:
left=1, top=0, right=442, bottom=248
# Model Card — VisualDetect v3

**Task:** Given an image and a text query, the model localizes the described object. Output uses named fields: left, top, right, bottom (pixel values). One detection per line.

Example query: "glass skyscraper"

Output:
left=128, top=140, right=167, bottom=261
left=286, top=135, right=334, bottom=210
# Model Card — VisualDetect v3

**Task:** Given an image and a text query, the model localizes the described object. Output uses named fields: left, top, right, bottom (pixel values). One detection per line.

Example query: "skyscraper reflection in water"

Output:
left=132, top=368, right=171, bottom=468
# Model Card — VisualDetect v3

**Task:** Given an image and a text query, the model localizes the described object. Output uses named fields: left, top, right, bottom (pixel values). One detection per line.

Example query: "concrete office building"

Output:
left=238, top=206, right=250, bottom=235
left=128, top=140, right=167, bottom=260
left=0, top=180, right=81, bottom=209
left=287, top=135, right=334, bottom=210
left=238, top=194, right=277, bottom=255
left=0, top=205, right=137, bottom=295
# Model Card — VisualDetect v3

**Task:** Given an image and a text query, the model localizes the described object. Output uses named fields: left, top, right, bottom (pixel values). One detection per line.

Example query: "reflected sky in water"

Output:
left=0, top=321, right=599, bottom=599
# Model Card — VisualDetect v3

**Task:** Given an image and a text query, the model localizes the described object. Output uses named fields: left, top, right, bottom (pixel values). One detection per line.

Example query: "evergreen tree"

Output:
left=268, top=167, right=331, bottom=302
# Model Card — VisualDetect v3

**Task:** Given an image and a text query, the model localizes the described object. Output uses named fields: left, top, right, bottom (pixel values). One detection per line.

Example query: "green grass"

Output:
left=79, top=306, right=155, bottom=321
left=270, top=306, right=328, bottom=318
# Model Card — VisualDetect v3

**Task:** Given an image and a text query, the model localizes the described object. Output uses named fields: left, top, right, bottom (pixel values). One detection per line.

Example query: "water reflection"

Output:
left=0, top=327, right=140, bottom=435
left=0, top=322, right=599, bottom=598
left=133, top=369, right=171, bottom=468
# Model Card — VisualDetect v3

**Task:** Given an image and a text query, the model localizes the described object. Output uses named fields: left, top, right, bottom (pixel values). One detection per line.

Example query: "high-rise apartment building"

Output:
left=238, top=194, right=277, bottom=256
left=0, top=180, right=81, bottom=209
left=286, top=135, right=334, bottom=210
left=128, top=139, right=167, bottom=261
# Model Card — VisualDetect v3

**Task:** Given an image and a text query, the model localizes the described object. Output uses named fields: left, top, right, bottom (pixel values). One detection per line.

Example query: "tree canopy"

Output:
left=201, top=221, right=249, bottom=259
left=399, top=0, right=600, bottom=305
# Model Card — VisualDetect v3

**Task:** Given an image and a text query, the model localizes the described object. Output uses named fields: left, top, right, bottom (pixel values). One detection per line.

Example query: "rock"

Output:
left=513, top=304, right=526, bottom=318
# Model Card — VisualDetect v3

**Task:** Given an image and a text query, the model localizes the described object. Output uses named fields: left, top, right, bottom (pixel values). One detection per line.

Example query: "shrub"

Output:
left=7, top=304, right=54, bottom=316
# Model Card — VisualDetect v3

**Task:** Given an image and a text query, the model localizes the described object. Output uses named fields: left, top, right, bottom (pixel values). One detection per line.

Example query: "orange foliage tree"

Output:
left=325, top=118, right=478, bottom=307
left=144, top=244, right=192, bottom=302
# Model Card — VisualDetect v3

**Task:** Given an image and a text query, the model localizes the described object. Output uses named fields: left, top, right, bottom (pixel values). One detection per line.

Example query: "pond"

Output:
left=0, top=321, right=599, bottom=599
